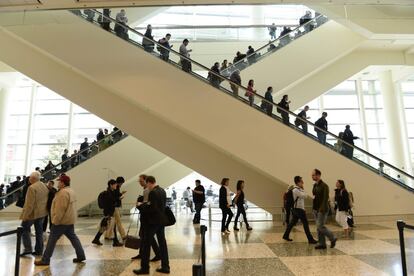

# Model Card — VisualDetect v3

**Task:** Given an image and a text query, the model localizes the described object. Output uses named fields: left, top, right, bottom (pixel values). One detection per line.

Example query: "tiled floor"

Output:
left=0, top=210, right=412, bottom=276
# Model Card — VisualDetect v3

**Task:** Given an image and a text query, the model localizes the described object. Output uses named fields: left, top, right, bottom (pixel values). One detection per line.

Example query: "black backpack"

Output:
left=285, top=189, right=294, bottom=209
left=97, top=191, right=107, bottom=209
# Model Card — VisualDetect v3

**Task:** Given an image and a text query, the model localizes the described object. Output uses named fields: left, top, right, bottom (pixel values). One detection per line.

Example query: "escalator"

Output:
left=0, top=9, right=413, bottom=216
left=223, top=14, right=366, bottom=109
left=0, top=131, right=192, bottom=212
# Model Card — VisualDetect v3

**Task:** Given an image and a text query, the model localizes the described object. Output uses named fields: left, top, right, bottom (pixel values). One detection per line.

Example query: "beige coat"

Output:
left=51, top=186, right=77, bottom=225
left=20, top=181, right=49, bottom=221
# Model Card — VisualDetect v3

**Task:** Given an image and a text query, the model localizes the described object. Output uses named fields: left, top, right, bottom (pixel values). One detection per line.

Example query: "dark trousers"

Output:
left=42, top=213, right=52, bottom=231
left=42, top=224, right=85, bottom=263
left=220, top=207, right=233, bottom=232
left=181, top=59, right=192, bottom=72
left=298, top=122, right=308, bottom=134
left=317, top=132, right=327, bottom=145
left=285, top=207, right=291, bottom=225
left=283, top=208, right=314, bottom=241
left=21, top=217, right=44, bottom=254
left=138, top=223, right=160, bottom=257
left=282, top=113, right=289, bottom=125
left=140, top=224, right=169, bottom=271
left=234, top=205, right=249, bottom=228
left=266, top=106, right=273, bottom=116
left=193, top=202, right=203, bottom=223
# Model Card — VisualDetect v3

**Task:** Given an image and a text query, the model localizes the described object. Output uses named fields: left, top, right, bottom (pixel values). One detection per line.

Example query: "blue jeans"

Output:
left=42, top=224, right=85, bottom=263
left=313, top=211, right=335, bottom=246
left=21, top=217, right=45, bottom=254
left=317, top=132, right=326, bottom=145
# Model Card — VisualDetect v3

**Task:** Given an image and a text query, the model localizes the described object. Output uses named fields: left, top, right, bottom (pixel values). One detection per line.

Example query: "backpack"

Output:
left=284, top=189, right=294, bottom=209
left=276, top=102, right=283, bottom=114
left=97, top=191, right=107, bottom=209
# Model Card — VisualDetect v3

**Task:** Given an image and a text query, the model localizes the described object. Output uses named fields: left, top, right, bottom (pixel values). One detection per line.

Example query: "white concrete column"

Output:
left=0, top=85, right=11, bottom=183
left=379, top=70, right=409, bottom=174
left=356, top=79, right=369, bottom=152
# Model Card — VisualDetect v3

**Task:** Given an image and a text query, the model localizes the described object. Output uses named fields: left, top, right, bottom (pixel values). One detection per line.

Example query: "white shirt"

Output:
left=292, top=186, right=306, bottom=210
left=225, top=186, right=231, bottom=205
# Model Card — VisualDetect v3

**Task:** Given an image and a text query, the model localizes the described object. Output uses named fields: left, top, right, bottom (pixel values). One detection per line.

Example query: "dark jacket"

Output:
left=208, top=65, right=221, bottom=83
left=234, top=190, right=245, bottom=207
left=343, top=129, right=357, bottom=145
left=46, top=187, right=58, bottom=211
left=315, top=117, right=328, bottom=132
left=141, top=186, right=167, bottom=225
left=265, top=91, right=273, bottom=104
left=80, top=141, right=89, bottom=156
left=295, top=110, right=307, bottom=126
left=312, top=180, right=329, bottom=213
left=103, top=188, right=117, bottom=217
left=97, top=131, right=105, bottom=141
left=335, top=188, right=350, bottom=211
left=219, top=186, right=228, bottom=209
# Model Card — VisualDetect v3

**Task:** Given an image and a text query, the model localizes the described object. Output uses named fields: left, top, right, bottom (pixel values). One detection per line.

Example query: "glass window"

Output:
left=6, top=145, right=26, bottom=160
left=6, top=130, right=28, bottom=144
left=33, top=114, right=69, bottom=129
left=34, top=99, right=70, bottom=114
left=36, top=86, right=65, bottom=100
left=323, top=95, right=358, bottom=108
left=32, top=129, right=68, bottom=144
left=322, top=110, right=360, bottom=124
left=401, top=82, right=414, bottom=92
left=7, top=115, right=29, bottom=130
left=365, top=109, right=384, bottom=124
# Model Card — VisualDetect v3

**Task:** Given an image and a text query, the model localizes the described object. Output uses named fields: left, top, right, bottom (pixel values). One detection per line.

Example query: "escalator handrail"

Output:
left=74, top=10, right=414, bottom=182
left=228, top=14, right=328, bottom=71
left=0, top=130, right=126, bottom=201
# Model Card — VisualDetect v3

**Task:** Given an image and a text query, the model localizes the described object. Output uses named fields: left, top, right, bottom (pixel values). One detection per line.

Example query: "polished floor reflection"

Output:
left=0, top=210, right=412, bottom=276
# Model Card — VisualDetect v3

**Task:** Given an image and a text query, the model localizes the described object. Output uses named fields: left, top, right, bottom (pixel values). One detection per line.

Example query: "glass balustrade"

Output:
left=69, top=9, right=414, bottom=191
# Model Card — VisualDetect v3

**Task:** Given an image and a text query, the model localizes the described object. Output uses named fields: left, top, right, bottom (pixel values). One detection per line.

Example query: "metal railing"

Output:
left=224, top=14, right=329, bottom=75
left=71, top=9, right=414, bottom=190
left=0, top=226, right=23, bottom=276
left=0, top=129, right=127, bottom=209
left=397, top=220, right=414, bottom=276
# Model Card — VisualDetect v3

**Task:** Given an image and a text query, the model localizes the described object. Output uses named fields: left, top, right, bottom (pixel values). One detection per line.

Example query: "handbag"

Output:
left=164, top=206, right=176, bottom=227
left=124, top=213, right=141, bottom=250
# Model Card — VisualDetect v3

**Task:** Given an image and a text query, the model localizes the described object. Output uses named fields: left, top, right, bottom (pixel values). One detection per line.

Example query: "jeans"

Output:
left=193, top=202, right=203, bottom=223
left=298, top=122, right=308, bottom=134
left=42, top=213, right=52, bottom=232
left=42, top=224, right=85, bottom=263
left=317, top=132, right=327, bottom=145
left=283, top=208, right=314, bottom=241
left=281, top=113, right=289, bottom=125
left=220, top=207, right=233, bottom=232
left=234, top=205, right=249, bottom=228
left=141, top=224, right=169, bottom=271
left=248, top=95, right=254, bottom=106
left=313, top=210, right=335, bottom=246
left=21, top=217, right=45, bottom=254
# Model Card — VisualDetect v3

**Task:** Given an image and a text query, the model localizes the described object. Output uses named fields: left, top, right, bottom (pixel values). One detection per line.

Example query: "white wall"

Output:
left=1, top=10, right=414, bottom=216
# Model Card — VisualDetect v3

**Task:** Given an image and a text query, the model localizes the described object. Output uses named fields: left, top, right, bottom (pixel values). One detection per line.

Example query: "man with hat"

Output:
left=35, top=174, right=86, bottom=265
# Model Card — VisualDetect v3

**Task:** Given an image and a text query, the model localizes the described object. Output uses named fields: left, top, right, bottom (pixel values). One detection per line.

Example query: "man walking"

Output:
left=312, top=169, right=336, bottom=250
left=105, top=176, right=126, bottom=241
left=134, top=176, right=170, bottom=274
left=131, top=174, right=161, bottom=261
left=20, top=171, right=49, bottom=256
left=35, top=174, right=86, bottom=265
left=283, top=176, right=317, bottom=244
left=315, top=112, right=328, bottom=144
left=192, top=180, right=205, bottom=224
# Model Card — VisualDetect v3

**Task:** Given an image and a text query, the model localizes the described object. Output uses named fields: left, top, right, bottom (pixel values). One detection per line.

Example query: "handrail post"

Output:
left=200, top=225, right=207, bottom=276
left=397, top=220, right=407, bottom=276
left=15, top=226, right=23, bottom=276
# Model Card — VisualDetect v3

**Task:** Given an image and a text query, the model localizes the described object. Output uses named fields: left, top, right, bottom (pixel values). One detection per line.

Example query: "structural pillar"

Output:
left=379, top=70, right=411, bottom=176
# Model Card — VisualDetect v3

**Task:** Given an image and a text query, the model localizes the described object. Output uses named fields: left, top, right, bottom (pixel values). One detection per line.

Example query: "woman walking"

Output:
left=233, top=180, right=252, bottom=231
left=219, top=178, right=233, bottom=234
left=335, top=180, right=351, bottom=238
